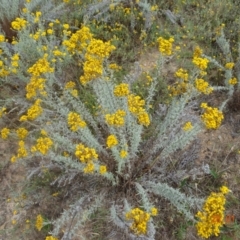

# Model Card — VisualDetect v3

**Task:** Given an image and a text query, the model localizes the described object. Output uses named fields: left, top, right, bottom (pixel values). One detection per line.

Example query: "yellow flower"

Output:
left=99, top=165, right=107, bottom=174
left=65, top=81, right=76, bottom=89
left=1, top=128, right=10, bottom=139
left=68, top=112, right=86, bottom=131
left=182, top=121, right=193, bottom=131
left=150, top=207, right=158, bottom=216
left=157, top=37, right=174, bottom=55
left=83, top=162, right=95, bottom=173
left=195, top=79, right=213, bottom=94
left=120, top=150, right=128, bottom=158
left=20, top=99, right=43, bottom=121
left=225, top=62, right=234, bottom=69
left=11, top=155, right=17, bottom=163
left=105, top=110, right=126, bottom=126
left=47, top=29, right=53, bottom=34
left=11, top=17, right=27, bottom=31
left=127, top=94, right=145, bottom=114
left=192, top=57, right=209, bottom=70
left=0, top=34, right=5, bottom=42
left=106, top=134, right=118, bottom=148
left=17, top=140, right=28, bottom=158
left=75, top=143, right=98, bottom=163
left=137, top=111, right=150, bottom=126
left=31, top=137, right=53, bottom=155
left=196, top=186, right=229, bottom=238
left=109, top=63, right=122, bottom=71
left=201, top=103, right=224, bottom=129
left=114, top=83, right=130, bottom=97
left=63, top=24, right=69, bottom=29
left=16, top=128, right=28, bottom=139
left=45, top=236, right=58, bottom=240
left=228, top=77, right=237, bottom=85
left=175, top=68, right=188, bottom=81
left=220, top=186, right=230, bottom=194
left=0, top=107, right=6, bottom=117
left=35, top=214, right=43, bottom=231
left=193, top=46, right=203, bottom=58
left=126, top=208, right=151, bottom=235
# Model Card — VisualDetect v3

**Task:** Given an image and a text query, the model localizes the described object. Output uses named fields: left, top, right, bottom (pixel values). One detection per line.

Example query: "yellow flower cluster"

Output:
left=99, top=165, right=107, bottom=175
left=225, top=62, right=234, bottom=69
left=11, top=140, right=28, bottom=163
left=0, top=107, right=6, bottom=117
left=63, top=26, right=93, bottom=54
left=168, top=82, right=189, bottom=96
left=20, top=99, right=43, bottom=121
left=31, top=135, right=53, bottom=155
left=195, top=79, right=213, bottom=94
left=80, top=38, right=116, bottom=84
left=175, top=68, right=188, bottom=81
left=109, top=63, right=122, bottom=71
left=168, top=68, right=191, bottom=96
left=1, top=127, right=10, bottom=139
left=201, top=103, right=224, bottom=129
left=65, top=81, right=76, bottom=89
left=75, top=143, right=98, bottom=173
left=45, top=236, right=58, bottom=240
left=228, top=77, right=237, bottom=85
left=80, top=56, right=103, bottom=85
left=106, top=134, right=118, bottom=148
left=67, top=112, right=86, bottom=131
left=105, top=109, right=126, bottom=126
left=0, top=34, right=5, bottom=42
left=114, top=83, right=130, bottom=97
left=193, top=46, right=203, bottom=58
left=64, top=81, right=78, bottom=97
left=157, top=37, right=174, bottom=56
left=196, top=186, right=230, bottom=238
left=26, top=54, right=54, bottom=99
left=192, top=56, right=209, bottom=70
left=127, top=94, right=150, bottom=126
left=182, top=121, right=193, bottom=131
left=11, top=17, right=27, bottom=31
left=120, top=150, right=128, bottom=158
left=126, top=207, right=157, bottom=235
left=35, top=214, right=43, bottom=231
left=0, top=58, right=10, bottom=77
left=34, top=11, right=41, bottom=23
left=10, top=54, right=19, bottom=73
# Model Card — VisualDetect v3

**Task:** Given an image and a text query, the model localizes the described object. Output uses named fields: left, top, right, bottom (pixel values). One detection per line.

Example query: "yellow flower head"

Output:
left=126, top=208, right=151, bottom=235
left=83, top=162, right=95, bottom=173
left=196, top=186, right=230, bottom=238
left=68, top=112, right=86, bottom=131
left=201, top=103, right=224, bottom=129
left=114, top=83, right=130, bottom=97
left=225, top=62, right=234, bottom=69
left=16, top=128, right=28, bottom=139
left=228, top=77, right=237, bottom=85
left=157, top=37, right=174, bottom=56
left=45, top=236, right=58, bottom=240
left=1, top=128, right=10, bottom=139
left=195, top=79, right=213, bottom=94
left=106, top=134, right=118, bottom=148
left=120, top=150, right=128, bottom=158
left=35, top=214, right=43, bottom=231
left=105, top=109, right=126, bottom=126
left=75, top=143, right=98, bottom=163
left=182, top=121, right=193, bottom=131
left=99, top=165, right=107, bottom=174
left=175, top=68, right=188, bottom=81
